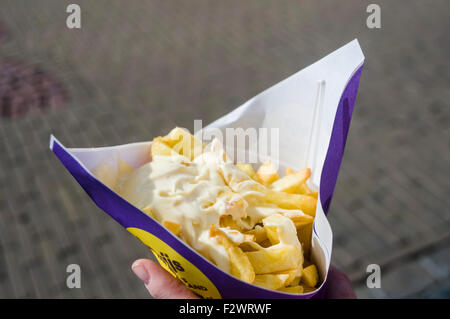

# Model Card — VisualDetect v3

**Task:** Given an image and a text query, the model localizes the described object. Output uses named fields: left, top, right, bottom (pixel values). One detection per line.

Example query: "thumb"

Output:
left=132, top=259, right=199, bottom=299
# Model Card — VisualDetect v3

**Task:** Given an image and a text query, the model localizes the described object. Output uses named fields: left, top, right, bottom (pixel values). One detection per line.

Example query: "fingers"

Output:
left=324, top=265, right=356, bottom=299
left=132, top=260, right=355, bottom=299
left=132, top=259, right=199, bottom=299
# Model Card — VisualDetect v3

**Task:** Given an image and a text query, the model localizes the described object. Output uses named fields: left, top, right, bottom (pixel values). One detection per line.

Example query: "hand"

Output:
left=323, top=265, right=356, bottom=299
left=132, top=259, right=355, bottom=299
left=132, top=259, right=199, bottom=299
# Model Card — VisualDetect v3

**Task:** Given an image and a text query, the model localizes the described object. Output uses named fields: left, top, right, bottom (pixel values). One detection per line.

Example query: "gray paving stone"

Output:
left=381, top=261, right=436, bottom=298
left=429, top=246, right=450, bottom=268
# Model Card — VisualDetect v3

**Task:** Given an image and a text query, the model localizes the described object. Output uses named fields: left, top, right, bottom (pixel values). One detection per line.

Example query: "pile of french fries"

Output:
left=95, top=127, right=320, bottom=294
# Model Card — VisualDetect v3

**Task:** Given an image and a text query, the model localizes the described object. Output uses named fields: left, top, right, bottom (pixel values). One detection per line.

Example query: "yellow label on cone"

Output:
left=127, top=227, right=221, bottom=299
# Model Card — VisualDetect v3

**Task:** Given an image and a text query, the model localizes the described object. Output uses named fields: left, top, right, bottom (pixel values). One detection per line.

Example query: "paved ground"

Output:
left=0, top=0, right=449, bottom=298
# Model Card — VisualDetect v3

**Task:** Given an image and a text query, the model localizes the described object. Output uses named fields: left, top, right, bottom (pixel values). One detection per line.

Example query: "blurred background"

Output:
left=0, top=0, right=449, bottom=298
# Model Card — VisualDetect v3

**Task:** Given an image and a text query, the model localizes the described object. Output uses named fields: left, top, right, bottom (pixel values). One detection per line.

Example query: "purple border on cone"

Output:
left=320, top=66, right=363, bottom=214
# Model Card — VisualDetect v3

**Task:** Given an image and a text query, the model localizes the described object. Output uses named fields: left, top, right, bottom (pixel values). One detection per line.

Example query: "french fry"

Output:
left=244, top=225, right=267, bottom=243
left=141, top=206, right=155, bottom=218
left=263, top=224, right=279, bottom=245
left=301, top=264, right=319, bottom=288
left=262, top=214, right=301, bottom=247
left=151, top=137, right=180, bottom=158
left=256, top=162, right=279, bottom=185
left=92, top=161, right=118, bottom=190
left=261, top=189, right=317, bottom=216
left=239, top=240, right=265, bottom=252
left=282, top=167, right=318, bottom=198
left=259, top=239, right=272, bottom=248
left=285, top=167, right=295, bottom=176
left=172, top=138, right=204, bottom=161
left=163, top=127, right=204, bottom=160
left=117, top=158, right=134, bottom=179
left=301, top=285, right=317, bottom=293
left=309, top=191, right=319, bottom=199
left=216, top=190, right=247, bottom=218
left=162, top=127, right=199, bottom=147
left=297, top=222, right=313, bottom=259
left=93, top=157, right=134, bottom=193
left=261, top=214, right=304, bottom=277
left=278, top=285, right=304, bottom=294
left=236, top=163, right=257, bottom=180
left=288, top=276, right=301, bottom=287
left=297, top=183, right=318, bottom=198
left=218, top=227, right=255, bottom=245
left=253, top=274, right=290, bottom=290
left=270, top=168, right=311, bottom=194
left=210, top=225, right=255, bottom=283
left=278, top=211, right=314, bottom=228
left=219, top=215, right=241, bottom=230
left=162, top=220, right=181, bottom=236
left=245, top=245, right=301, bottom=274
left=274, top=269, right=297, bottom=286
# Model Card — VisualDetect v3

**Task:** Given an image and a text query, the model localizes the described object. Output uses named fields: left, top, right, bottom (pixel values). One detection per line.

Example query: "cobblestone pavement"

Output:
left=0, top=0, right=449, bottom=298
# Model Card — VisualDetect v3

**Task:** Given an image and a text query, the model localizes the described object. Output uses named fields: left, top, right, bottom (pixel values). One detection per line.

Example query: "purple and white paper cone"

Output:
left=50, top=40, right=364, bottom=299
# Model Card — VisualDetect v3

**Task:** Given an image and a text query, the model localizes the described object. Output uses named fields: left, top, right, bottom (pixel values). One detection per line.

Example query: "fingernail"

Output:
left=132, top=263, right=150, bottom=285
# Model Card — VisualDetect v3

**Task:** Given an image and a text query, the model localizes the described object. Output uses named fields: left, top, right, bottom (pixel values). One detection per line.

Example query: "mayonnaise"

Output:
left=117, top=139, right=304, bottom=274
